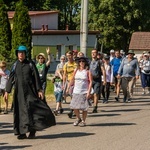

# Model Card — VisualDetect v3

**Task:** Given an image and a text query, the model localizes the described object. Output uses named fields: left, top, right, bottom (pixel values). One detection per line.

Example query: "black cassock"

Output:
left=6, top=59, right=56, bottom=135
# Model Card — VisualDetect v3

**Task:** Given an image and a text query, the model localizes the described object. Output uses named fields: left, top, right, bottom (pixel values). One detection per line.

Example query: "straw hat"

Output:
left=36, top=53, right=46, bottom=60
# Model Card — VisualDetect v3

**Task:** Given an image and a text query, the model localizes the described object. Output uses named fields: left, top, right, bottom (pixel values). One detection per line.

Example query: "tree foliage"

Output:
left=0, top=0, right=12, bottom=61
left=3, top=0, right=150, bottom=53
left=12, top=0, right=32, bottom=59
left=88, top=0, right=150, bottom=52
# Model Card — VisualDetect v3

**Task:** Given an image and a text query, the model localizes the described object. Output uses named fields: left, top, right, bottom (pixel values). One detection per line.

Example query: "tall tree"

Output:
left=12, top=0, right=32, bottom=59
left=88, top=0, right=150, bottom=52
left=0, top=0, right=12, bottom=61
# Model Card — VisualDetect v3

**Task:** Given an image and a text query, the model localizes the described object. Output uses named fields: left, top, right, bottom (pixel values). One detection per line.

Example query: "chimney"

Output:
left=41, top=24, right=45, bottom=31
left=66, top=25, right=69, bottom=31
left=45, top=24, right=48, bottom=31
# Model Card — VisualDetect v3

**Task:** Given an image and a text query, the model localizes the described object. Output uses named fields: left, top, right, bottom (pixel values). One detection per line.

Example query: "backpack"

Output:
left=11, top=60, right=34, bottom=73
left=90, top=59, right=102, bottom=79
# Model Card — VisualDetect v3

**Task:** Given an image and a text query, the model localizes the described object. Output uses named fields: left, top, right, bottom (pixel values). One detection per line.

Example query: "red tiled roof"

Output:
left=129, top=32, right=150, bottom=50
left=8, top=11, right=59, bottom=19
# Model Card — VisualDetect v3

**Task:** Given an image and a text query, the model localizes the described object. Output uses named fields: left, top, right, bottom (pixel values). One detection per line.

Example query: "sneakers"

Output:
left=53, top=110, right=58, bottom=116
left=73, top=118, right=82, bottom=126
left=79, top=121, right=86, bottom=127
left=142, top=91, right=145, bottom=95
left=17, top=134, right=27, bottom=140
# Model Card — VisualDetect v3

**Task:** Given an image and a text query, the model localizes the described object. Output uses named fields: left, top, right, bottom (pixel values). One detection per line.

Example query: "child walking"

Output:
left=52, top=69, right=64, bottom=116
left=0, top=61, right=10, bottom=114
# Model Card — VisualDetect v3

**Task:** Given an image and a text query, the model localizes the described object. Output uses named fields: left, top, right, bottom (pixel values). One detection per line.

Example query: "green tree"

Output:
left=12, top=0, right=32, bottom=59
left=0, top=0, right=12, bottom=61
left=88, top=0, right=144, bottom=52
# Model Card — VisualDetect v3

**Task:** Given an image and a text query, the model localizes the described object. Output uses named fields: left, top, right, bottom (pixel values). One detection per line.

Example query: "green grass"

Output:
left=46, top=79, right=54, bottom=95
left=0, top=78, right=55, bottom=110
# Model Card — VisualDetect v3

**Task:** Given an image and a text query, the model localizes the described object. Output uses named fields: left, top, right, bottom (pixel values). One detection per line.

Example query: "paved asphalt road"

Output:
left=0, top=92, right=150, bottom=150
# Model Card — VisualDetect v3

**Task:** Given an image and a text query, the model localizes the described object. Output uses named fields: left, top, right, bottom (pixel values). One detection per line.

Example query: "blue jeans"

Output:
left=54, top=91, right=63, bottom=102
left=141, top=72, right=150, bottom=88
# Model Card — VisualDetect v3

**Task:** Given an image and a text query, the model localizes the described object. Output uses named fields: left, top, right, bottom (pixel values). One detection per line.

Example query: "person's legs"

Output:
left=141, top=73, right=146, bottom=94
left=73, top=109, right=82, bottom=126
left=106, top=82, right=110, bottom=101
left=4, top=98, right=8, bottom=114
left=2, top=90, right=8, bottom=114
left=82, top=111, right=87, bottom=122
left=128, top=77, right=136, bottom=101
left=101, top=84, right=106, bottom=103
left=146, top=75, right=150, bottom=94
left=80, top=111, right=87, bottom=127
left=116, top=79, right=121, bottom=97
left=121, top=77, right=129, bottom=102
left=54, top=92, right=59, bottom=115
left=92, top=81, right=100, bottom=112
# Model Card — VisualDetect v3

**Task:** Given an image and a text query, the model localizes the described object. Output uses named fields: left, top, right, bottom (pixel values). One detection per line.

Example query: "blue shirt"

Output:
left=110, top=57, right=122, bottom=77
left=118, top=57, right=140, bottom=77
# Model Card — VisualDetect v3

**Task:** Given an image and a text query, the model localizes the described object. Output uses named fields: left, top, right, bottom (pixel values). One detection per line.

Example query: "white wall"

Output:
left=32, top=34, right=96, bottom=47
left=30, top=13, right=58, bottom=30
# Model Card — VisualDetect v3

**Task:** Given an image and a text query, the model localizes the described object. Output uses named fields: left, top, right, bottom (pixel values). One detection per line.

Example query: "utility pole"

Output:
left=80, top=0, right=89, bottom=56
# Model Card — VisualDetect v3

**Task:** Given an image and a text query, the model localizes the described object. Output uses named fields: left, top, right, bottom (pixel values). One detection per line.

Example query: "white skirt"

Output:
left=70, top=93, right=89, bottom=111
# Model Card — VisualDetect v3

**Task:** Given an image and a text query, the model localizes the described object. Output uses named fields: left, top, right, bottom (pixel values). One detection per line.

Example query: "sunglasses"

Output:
left=79, top=60, right=85, bottom=63
left=39, top=57, right=44, bottom=59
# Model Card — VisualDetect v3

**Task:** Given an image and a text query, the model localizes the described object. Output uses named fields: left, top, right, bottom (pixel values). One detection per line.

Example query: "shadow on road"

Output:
left=101, top=109, right=141, bottom=113
left=0, top=122, right=13, bottom=134
left=0, top=145, right=32, bottom=150
left=56, top=122, right=73, bottom=125
left=0, top=129, right=13, bottom=134
left=88, top=122, right=136, bottom=127
left=37, top=132, right=95, bottom=139
left=88, top=113, right=120, bottom=117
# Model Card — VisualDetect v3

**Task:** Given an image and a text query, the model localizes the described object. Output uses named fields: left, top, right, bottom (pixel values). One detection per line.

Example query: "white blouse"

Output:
left=73, top=69, right=89, bottom=94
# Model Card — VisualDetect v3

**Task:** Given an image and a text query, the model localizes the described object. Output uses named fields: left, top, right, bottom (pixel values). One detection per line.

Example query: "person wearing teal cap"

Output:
left=4, top=45, right=56, bottom=140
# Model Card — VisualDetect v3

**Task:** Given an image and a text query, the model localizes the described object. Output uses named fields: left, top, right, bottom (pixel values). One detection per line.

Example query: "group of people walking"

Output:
left=0, top=45, right=150, bottom=138
left=52, top=48, right=149, bottom=127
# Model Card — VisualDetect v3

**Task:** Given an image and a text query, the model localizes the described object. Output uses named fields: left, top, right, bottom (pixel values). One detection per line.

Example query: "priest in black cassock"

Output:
left=4, top=45, right=56, bottom=140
